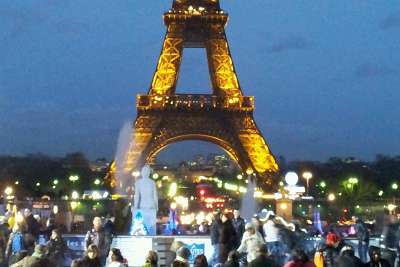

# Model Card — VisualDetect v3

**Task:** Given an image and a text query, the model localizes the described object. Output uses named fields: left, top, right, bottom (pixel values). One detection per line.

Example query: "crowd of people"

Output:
left=207, top=210, right=400, bottom=267
left=0, top=207, right=399, bottom=267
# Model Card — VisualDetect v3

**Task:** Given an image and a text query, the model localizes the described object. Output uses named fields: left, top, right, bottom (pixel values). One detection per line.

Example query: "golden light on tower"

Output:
left=122, top=0, right=279, bottom=182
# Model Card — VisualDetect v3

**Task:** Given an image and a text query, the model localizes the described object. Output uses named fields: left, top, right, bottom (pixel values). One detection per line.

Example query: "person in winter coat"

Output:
left=78, top=244, right=102, bottom=267
left=366, top=246, right=392, bottom=267
left=237, top=223, right=265, bottom=263
left=5, top=223, right=28, bottom=265
left=284, top=249, right=316, bottom=267
left=193, top=254, right=208, bottom=267
left=85, top=217, right=112, bottom=266
left=248, top=244, right=276, bottom=267
left=353, top=216, right=369, bottom=263
left=173, top=246, right=191, bottom=267
left=263, top=214, right=283, bottom=265
left=335, top=245, right=363, bottom=267
left=318, top=231, right=347, bottom=267
left=232, top=210, right=245, bottom=249
left=23, top=209, right=40, bottom=240
left=10, top=244, right=54, bottom=267
left=46, top=229, right=67, bottom=267
left=108, top=248, right=128, bottom=267
left=141, top=250, right=157, bottom=267
left=0, top=227, right=8, bottom=267
left=209, top=213, right=221, bottom=266
left=218, top=213, right=236, bottom=263
left=224, top=251, right=240, bottom=267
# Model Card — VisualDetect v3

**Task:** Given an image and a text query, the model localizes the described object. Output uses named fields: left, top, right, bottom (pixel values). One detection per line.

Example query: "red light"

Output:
left=200, top=189, right=205, bottom=196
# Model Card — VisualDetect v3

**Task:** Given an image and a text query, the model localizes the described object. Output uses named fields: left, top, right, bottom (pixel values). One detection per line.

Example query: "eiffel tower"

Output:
left=123, top=0, right=279, bottom=184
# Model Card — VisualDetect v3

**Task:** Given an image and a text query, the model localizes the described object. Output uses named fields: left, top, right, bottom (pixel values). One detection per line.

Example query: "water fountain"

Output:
left=240, top=176, right=258, bottom=222
left=114, top=121, right=133, bottom=194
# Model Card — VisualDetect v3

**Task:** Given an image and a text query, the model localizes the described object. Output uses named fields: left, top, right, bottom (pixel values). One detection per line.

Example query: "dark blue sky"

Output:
left=1, top=1, right=399, bottom=162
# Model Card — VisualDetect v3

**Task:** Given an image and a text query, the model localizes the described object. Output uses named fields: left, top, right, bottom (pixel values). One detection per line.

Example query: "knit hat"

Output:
left=326, top=232, right=340, bottom=245
left=176, top=246, right=191, bottom=262
left=245, top=222, right=255, bottom=230
left=32, top=244, right=47, bottom=258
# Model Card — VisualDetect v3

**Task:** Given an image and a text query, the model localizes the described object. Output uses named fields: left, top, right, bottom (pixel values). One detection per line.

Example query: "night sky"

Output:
left=1, top=1, right=399, bottom=162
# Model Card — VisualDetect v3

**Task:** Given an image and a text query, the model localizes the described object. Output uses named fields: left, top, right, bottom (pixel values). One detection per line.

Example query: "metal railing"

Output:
left=136, top=94, right=254, bottom=112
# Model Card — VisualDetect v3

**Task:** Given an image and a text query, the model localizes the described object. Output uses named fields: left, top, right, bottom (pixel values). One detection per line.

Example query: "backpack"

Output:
left=11, top=232, right=25, bottom=253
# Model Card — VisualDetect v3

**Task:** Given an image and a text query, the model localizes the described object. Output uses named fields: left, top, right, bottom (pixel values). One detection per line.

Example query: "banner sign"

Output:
left=174, top=237, right=213, bottom=264
left=63, top=235, right=86, bottom=267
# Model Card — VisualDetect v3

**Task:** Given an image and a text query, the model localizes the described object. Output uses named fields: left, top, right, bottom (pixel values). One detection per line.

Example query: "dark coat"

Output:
left=365, top=259, right=392, bottom=267
left=355, top=220, right=369, bottom=243
left=219, top=220, right=236, bottom=250
left=232, top=217, right=245, bottom=245
left=248, top=255, right=276, bottom=267
left=10, top=255, right=55, bottom=267
left=321, top=240, right=347, bottom=267
left=46, top=237, right=67, bottom=264
left=210, top=219, right=221, bottom=245
left=335, top=254, right=363, bottom=267
left=84, top=228, right=111, bottom=258
left=78, top=256, right=102, bottom=267
left=25, top=215, right=40, bottom=238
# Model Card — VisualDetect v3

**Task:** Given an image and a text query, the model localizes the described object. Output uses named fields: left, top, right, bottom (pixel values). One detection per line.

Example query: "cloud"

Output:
left=380, top=13, right=400, bottom=30
left=354, top=63, right=396, bottom=78
left=268, top=36, right=311, bottom=53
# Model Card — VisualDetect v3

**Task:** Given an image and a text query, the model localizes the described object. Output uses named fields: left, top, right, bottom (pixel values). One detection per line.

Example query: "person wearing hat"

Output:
left=10, top=244, right=53, bottom=267
left=335, top=245, right=363, bottom=267
left=366, top=246, right=391, bottom=267
left=237, top=223, right=265, bottom=263
left=173, top=246, right=191, bottom=267
left=248, top=244, right=276, bottom=267
left=318, top=231, right=347, bottom=267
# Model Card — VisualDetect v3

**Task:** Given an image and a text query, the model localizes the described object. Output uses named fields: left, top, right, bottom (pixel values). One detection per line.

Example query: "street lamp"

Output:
left=392, top=183, right=398, bottom=190
left=302, top=171, right=313, bottom=195
left=4, top=186, right=13, bottom=196
left=327, top=193, right=336, bottom=201
left=71, top=191, right=79, bottom=200
left=69, top=175, right=79, bottom=183
left=285, top=172, right=299, bottom=186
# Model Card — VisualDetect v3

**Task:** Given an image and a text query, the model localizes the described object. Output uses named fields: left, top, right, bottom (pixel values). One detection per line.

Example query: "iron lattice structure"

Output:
left=123, top=0, right=279, bottom=184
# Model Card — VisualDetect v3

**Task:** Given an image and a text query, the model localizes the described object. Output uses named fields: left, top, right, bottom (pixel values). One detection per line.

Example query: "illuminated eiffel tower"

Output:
left=123, top=0, right=279, bottom=184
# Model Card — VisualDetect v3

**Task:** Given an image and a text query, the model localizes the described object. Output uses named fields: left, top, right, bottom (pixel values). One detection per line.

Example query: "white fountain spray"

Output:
left=240, top=175, right=258, bottom=222
left=114, top=121, right=134, bottom=194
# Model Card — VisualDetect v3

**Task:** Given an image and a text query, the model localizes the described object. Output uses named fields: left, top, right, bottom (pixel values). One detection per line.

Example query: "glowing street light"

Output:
left=378, top=190, right=384, bottom=197
left=285, top=172, right=299, bottom=186
left=327, top=193, right=336, bottom=201
left=69, top=175, right=79, bottom=182
left=392, top=183, right=398, bottom=190
left=152, top=173, right=159, bottom=179
left=320, top=181, right=326, bottom=188
left=94, top=179, right=101, bottom=185
left=4, top=186, right=13, bottom=196
left=53, top=179, right=59, bottom=185
left=236, top=174, right=243, bottom=180
left=348, top=177, right=359, bottom=184
left=71, top=191, right=79, bottom=200
left=302, top=171, right=313, bottom=195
